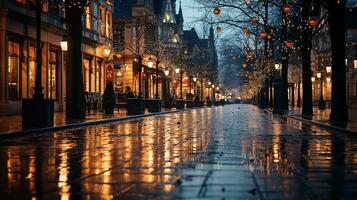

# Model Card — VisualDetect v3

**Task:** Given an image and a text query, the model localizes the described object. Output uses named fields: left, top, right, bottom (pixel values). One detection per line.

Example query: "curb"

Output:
left=0, top=108, right=205, bottom=140
left=264, top=109, right=357, bottom=135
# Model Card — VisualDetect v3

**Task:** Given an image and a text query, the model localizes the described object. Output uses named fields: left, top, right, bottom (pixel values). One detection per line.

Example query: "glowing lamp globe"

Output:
left=251, top=16, right=257, bottom=23
left=175, top=68, right=180, bottom=74
left=148, top=58, right=154, bottom=68
left=260, top=31, right=268, bottom=39
left=283, top=4, right=292, bottom=13
left=311, top=77, right=316, bottom=82
left=164, top=70, right=169, bottom=76
left=242, top=63, right=247, bottom=68
left=308, top=17, right=318, bottom=26
left=316, top=72, right=322, bottom=79
left=242, top=27, right=249, bottom=34
left=193, top=77, right=197, bottom=82
left=285, top=40, right=295, bottom=48
left=60, top=40, right=68, bottom=51
left=326, top=66, right=332, bottom=73
left=213, top=7, right=221, bottom=15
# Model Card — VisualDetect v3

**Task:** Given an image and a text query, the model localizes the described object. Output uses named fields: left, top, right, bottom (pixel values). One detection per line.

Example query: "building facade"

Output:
left=0, top=0, right=113, bottom=115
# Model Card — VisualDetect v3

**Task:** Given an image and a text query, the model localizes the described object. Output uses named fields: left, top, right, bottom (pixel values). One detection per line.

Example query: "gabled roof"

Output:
left=183, top=28, right=200, bottom=51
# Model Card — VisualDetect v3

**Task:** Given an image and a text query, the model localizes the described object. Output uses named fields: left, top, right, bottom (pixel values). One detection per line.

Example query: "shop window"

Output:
left=83, top=59, right=90, bottom=92
left=29, top=46, right=36, bottom=97
left=106, top=11, right=112, bottom=38
left=99, top=7, right=106, bottom=35
left=85, top=6, right=92, bottom=29
left=48, top=51, right=57, bottom=99
left=8, top=41, right=20, bottom=100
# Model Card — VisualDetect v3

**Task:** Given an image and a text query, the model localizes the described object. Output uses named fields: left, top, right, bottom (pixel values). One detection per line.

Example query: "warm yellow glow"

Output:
left=317, top=72, right=322, bottom=79
left=175, top=68, right=180, bottom=73
left=326, top=77, right=331, bottom=82
left=193, top=77, right=197, bottom=82
left=311, top=77, right=316, bottom=82
left=164, top=70, right=169, bottom=76
left=354, top=60, right=357, bottom=69
left=104, top=48, right=111, bottom=57
left=326, top=66, right=332, bottom=73
left=60, top=41, right=68, bottom=51
left=148, top=58, right=154, bottom=68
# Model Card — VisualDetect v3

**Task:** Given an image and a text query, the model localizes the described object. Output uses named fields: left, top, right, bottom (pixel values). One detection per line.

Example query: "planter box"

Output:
left=127, top=98, right=144, bottom=115
left=176, top=99, right=185, bottom=110
left=220, top=99, right=226, bottom=106
left=146, top=99, right=161, bottom=113
left=186, top=100, right=194, bottom=108
left=22, top=99, right=54, bottom=127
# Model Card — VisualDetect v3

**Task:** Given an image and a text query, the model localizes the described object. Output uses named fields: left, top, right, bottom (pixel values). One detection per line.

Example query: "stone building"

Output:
left=0, top=0, right=113, bottom=115
left=112, top=0, right=183, bottom=99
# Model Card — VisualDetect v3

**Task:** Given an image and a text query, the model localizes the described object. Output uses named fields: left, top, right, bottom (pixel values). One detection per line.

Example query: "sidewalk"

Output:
left=284, top=107, right=357, bottom=134
left=0, top=108, right=178, bottom=139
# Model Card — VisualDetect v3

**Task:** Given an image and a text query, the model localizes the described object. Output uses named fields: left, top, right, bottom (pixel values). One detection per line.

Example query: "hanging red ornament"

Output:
left=308, top=17, right=318, bottom=26
left=213, top=7, right=221, bottom=15
left=283, top=4, right=292, bottom=13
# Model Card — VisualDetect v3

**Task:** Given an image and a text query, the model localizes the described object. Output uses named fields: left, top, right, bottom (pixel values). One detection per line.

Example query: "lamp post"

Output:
left=273, top=63, right=284, bottom=114
left=317, top=72, right=325, bottom=110
left=22, top=0, right=54, bottom=127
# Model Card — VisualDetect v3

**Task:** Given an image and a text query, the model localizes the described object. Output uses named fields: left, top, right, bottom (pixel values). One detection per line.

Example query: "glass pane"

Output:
left=8, top=41, right=20, bottom=99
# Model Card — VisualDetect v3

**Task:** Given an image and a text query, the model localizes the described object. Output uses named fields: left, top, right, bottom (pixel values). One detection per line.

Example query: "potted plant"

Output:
left=102, top=82, right=116, bottom=114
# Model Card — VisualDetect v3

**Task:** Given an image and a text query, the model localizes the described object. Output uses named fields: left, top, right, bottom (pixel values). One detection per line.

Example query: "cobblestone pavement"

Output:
left=0, top=104, right=357, bottom=200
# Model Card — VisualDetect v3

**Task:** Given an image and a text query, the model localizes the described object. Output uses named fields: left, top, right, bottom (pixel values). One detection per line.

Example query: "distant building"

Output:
left=0, top=0, right=113, bottom=115
left=112, top=0, right=183, bottom=98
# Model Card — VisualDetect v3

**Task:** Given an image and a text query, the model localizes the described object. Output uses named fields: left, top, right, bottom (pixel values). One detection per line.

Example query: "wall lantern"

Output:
left=60, top=40, right=68, bottom=51
left=212, top=85, right=215, bottom=88
left=326, top=66, right=332, bottom=73
left=208, top=81, right=211, bottom=85
left=193, top=77, right=197, bottom=82
left=175, top=68, right=180, bottom=74
left=311, top=77, right=316, bottom=82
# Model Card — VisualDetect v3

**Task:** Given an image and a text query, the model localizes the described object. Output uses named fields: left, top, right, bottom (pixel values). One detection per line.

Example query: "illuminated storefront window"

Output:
left=8, top=41, right=20, bottom=99
left=48, top=51, right=57, bottom=99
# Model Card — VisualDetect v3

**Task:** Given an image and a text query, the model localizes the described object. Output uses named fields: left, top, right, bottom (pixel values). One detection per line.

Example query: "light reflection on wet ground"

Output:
left=0, top=104, right=357, bottom=199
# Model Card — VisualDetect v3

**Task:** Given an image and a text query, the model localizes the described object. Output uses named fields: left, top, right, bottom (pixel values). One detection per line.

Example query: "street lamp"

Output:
left=326, top=66, right=332, bottom=73
left=193, top=77, right=197, bottom=82
left=208, top=81, right=211, bottom=85
left=60, top=40, right=68, bottom=51
left=311, top=76, right=316, bottom=82
left=164, top=70, right=169, bottom=76
left=104, top=48, right=111, bottom=57
left=175, top=68, right=180, bottom=74
left=148, top=57, right=154, bottom=68
left=316, top=72, right=325, bottom=110
left=354, top=59, right=357, bottom=69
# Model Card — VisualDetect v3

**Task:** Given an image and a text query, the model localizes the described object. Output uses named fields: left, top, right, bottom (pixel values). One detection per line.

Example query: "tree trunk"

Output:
left=301, top=42, right=313, bottom=116
left=65, top=6, right=85, bottom=119
left=328, top=0, right=348, bottom=122
left=281, top=52, right=289, bottom=110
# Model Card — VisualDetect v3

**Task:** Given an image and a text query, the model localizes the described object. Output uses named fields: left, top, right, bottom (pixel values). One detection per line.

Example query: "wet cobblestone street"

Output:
left=0, top=104, right=357, bottom=200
